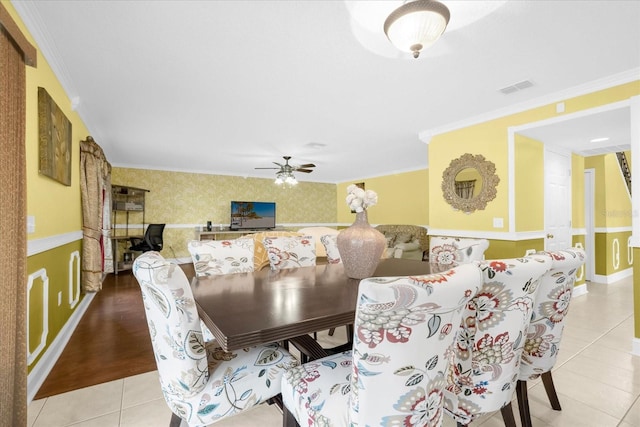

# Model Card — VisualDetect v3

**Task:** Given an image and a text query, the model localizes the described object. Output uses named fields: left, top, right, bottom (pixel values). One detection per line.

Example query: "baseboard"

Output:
left=593, top=267, right=633, bottom=284
left=571, top=283, right=589, bottom=298
left=27, top=291, right=96, bottom=404
left=632, top=338, right=640, bottom=357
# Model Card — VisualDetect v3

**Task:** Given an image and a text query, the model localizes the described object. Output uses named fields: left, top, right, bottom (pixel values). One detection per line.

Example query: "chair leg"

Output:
left=541, top=371, right=562, bottom=410
left=516, top=380, right=533, bottom=427
left=283, top=405, right=300, bottom=427
left=500, top=402, right=517, bottom=427
left=169, top=412, right=183, bottom=427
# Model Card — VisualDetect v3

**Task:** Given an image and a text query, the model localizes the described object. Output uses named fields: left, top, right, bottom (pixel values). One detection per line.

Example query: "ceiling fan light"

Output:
left=285, top=175, right=298, bottom=185
left=384, top=0, right=450, bottom=58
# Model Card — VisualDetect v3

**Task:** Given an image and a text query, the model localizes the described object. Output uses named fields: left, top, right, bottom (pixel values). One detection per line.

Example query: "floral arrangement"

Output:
left=346, top=184, right=378, bottom=213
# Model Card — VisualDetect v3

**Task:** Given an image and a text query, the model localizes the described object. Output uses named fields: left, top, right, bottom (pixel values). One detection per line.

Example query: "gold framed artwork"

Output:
left=38, top=87, right=72, bottom=186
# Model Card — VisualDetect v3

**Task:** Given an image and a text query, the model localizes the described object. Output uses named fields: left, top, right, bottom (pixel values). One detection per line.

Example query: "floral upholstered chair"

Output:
left=443, top=254, right=552, bottom=427
left=516, top=248, right=586, bottom=427
left=263, top=235, right=316, bottom=270
left=429, top=236, right=490, bottom=265
left=187, top=238, right=254, bottom=276
left=242, top=231, right=303, bottom=270
left=281, top=263, right=483, bottom=427
left=320, top=234, right=341, bottom=264
left=132, top=252, right=298, bottom=427
left=297, top=226, right=339, bottom=258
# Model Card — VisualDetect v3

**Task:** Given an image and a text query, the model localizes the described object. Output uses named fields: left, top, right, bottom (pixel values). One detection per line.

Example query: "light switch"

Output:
left=493, top=217, right=504, bottom=228
left=27, top=215, right=35, bottom=233
left=556, top=102, right=565, bottom=113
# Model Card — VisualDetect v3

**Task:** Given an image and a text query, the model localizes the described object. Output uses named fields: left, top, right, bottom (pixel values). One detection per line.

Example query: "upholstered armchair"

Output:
left=429, top=236, right=489, bottom=265
left=516, top=248, right=586, bottom=427
left=282, top=263, right=483, bottom=427
left=241, top=231, right=303, bottom=270
left=187, top=238, right=254, bottom=276
left=374, top=224, right=429, bottom=260
left=443, top=254, right=552, bottom=426
left=263, top=235, right=316, bottom=270
left=132, top=252, right=298, bottom=427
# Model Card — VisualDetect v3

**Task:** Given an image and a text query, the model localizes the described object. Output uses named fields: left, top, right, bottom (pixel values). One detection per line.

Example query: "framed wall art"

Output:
left=38, top=87, right=72, bottom=186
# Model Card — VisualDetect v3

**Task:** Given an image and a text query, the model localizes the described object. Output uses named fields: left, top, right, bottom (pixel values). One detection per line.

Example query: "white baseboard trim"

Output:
left=593, top=268, right=633, bottom=284
left=26, top=291, right=96, bottom=404
left=572, top=283, right=589, bottom=298
left=632, top=338, right=640, bottom=357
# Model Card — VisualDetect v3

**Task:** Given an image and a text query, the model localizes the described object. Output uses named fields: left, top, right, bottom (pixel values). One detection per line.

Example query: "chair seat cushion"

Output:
left=281, top=351, right=352, bottom=426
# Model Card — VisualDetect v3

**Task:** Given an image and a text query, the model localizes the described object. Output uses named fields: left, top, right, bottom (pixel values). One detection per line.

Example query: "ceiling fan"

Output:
left=255, top=156, right=315, bottom=185
left=255, top=156, right=316, bottom=174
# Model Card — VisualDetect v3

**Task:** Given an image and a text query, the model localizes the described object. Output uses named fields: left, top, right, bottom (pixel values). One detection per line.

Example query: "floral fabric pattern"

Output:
left=187, top=238, right=254, bottom=276
left=263, top=235, right=316, bottom=270
left=429, top=236, right=490, bottom=265
left=132, top=251, right=298, bottom=427
left=282, top=263, right=483, bottom=427
left=519, top=248, right=586, bottom=380
left=320, top=234, right=341, bottom=264
left=443, top=254, right=552, bottom=425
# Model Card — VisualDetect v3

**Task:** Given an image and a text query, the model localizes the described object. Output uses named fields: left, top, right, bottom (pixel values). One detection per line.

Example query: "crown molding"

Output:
left=419, top=68, right=640, bottom=139
left=10, top=0, right=96, bottom=134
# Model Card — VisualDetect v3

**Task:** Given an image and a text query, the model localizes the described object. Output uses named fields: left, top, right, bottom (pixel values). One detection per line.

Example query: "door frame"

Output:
left=584, top=168, right=595, bottom=281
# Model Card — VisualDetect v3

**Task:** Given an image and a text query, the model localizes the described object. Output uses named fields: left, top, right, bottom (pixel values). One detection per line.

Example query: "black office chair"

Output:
left=129, top=224, right=165, bottom=252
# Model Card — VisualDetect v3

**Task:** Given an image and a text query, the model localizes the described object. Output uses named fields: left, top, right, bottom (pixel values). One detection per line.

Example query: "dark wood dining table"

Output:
left=191, top=258, right=443, bottom=352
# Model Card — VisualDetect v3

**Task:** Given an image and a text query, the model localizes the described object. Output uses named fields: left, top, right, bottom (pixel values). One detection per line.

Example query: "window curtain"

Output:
left=80, top=137, right=112, bottom=292
left=455, top=179, right=476, bottom=199
left=0, top=2, right=36, bottom=424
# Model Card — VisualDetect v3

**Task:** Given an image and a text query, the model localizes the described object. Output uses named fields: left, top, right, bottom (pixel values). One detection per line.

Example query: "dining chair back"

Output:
left=443, top=254, right=552, bottom=426
left=241, top=231, right=303, bottom=270
left=132, top=251, right=298, bottom=427
left=320, top=234, right=341, bottom=264
left=516, top=248, right=586, bottom=427
left=282, top=263, right=483, bottom=427
left=429, top=236, right=489, bottom=265
left=263, top=235, right=316, bottom=270
left=297, top=226, right=339, bottom=258
left=187, top=238, right=254, bottom=276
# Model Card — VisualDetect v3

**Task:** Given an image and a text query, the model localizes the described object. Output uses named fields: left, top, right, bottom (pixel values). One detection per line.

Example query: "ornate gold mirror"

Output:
left=441, top=153, right=499, bottom=213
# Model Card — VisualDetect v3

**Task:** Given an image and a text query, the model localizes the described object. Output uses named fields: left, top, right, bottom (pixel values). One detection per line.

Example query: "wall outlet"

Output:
left=493, top=217, right=504, bottom=228
left=27, top=216, right=35, bottom=233
left=57, top=291, right=62, bottom=306
left=556, top=102, right=565, bottom=113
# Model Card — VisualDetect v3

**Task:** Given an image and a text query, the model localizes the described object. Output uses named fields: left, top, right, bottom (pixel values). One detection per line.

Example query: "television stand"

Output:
left=195, top=227, right=289, bottom=241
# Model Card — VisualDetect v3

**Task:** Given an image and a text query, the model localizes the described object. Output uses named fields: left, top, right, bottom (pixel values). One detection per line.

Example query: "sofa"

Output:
left=374, top=224, right=429, bottom=261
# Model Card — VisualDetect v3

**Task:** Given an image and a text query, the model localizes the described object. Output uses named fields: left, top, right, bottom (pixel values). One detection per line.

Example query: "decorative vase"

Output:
left=337, top=210, right=386, bottom=279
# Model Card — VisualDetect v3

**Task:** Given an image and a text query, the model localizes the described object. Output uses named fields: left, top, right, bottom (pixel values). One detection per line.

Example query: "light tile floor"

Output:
left=29, top=276, right=640, bottom=427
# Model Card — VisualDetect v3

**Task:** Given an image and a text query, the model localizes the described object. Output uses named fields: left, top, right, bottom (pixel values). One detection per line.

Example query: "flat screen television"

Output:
left=230, top=201, right=276, bottom=230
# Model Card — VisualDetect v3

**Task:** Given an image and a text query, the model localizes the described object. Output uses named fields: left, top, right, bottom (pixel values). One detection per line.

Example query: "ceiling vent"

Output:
left=499, top=79, right=534, bottom=95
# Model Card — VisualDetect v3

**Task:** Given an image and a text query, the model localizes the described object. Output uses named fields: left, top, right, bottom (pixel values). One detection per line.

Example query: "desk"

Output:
left=191, top=258, right=438, bottom=351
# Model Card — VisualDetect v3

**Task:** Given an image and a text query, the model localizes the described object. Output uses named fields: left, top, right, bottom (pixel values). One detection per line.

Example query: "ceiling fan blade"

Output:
left=254, top=167, right=280, bottom=170
left=295, top=168, right=314, bottom=173
left=297, top=163, right=316, bottom=168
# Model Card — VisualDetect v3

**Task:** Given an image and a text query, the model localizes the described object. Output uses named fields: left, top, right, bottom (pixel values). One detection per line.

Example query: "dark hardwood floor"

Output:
left=34, top=263, right=196, bottom=400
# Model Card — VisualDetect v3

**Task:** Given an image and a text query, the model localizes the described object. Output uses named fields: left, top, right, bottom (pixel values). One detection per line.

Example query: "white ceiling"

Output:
left=12, top=0, right=640, bottom=183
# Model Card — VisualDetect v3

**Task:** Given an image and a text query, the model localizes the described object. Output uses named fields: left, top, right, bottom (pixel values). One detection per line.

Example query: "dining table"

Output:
left=191, top=258, right=447, bottom=352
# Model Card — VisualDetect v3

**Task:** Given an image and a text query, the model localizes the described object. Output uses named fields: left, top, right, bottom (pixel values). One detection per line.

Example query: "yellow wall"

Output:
left=572, top=154, right=585, bottom=229
left=336, top=169, right=428, bottom=226
left=515, top=135, right=544, bottom=231
left=429, top=81, right=640, bottom=235
left=429, top=123, right=508, bottom=231
left=5, top=0, right=90, bottom=375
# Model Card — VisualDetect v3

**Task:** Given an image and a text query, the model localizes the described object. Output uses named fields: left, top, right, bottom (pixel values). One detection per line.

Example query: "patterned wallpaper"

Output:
left=111, top=168, right=337, bottom=257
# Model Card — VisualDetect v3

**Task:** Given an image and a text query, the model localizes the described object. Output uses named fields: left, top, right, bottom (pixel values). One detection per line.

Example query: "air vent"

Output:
left=499, top=79, right=534, bottom=95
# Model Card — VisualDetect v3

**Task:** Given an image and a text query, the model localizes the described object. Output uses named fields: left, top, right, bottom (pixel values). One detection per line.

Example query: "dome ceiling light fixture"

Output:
left=383, top=0, right=450, bottom=58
